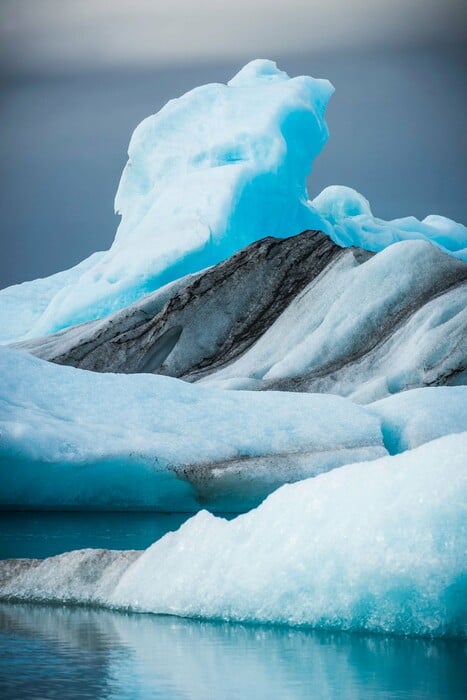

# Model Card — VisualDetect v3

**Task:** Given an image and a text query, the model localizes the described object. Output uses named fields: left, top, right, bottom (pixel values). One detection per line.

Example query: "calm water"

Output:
left=0, top=603, right=466, bottom=700
left=0, top=512, right=197, bottom=559
left=1, top=513, right=466, bottom=699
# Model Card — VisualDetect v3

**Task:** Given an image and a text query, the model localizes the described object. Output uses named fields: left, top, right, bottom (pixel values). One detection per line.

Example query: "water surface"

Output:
left=0, top=512, right=199, bottom=559
left=1, top=513, right=466, bottom=699
left=1, top=603, right=466, bottom=700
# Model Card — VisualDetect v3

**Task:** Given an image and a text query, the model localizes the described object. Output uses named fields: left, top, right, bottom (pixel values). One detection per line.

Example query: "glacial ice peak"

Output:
left=21, top=60, right=332, bottom=338
left=113, top=59, right=332, bottom=245
left=0, top=59, right=465, bottom=343
left=227, top=58, right=293, bottom=86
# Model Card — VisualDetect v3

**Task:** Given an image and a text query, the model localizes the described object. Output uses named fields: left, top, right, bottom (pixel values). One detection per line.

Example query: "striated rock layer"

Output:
left=14, top=230, right=343, bottom=377
left=15, top=230, right=467, bottom=403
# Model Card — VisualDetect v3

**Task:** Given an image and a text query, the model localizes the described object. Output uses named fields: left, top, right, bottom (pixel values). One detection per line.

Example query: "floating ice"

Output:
left=0, top=59, right=465, bottom=642
left=1, top=347, right=466, bottom=511
left=0, top=60, right=332, bottom=342
left=1, top=433, right=465, bottom=637
left=0, top=347, right=385, bottom=511
left=1, top=60, right=465, bottom=344
left=111, top=433, right=467, bottom=636
left=313, top=186, right=467, bottom=260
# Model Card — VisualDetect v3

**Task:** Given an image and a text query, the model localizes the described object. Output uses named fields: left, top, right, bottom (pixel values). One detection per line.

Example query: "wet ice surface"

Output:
left=0, top=603, right=466, bottom=700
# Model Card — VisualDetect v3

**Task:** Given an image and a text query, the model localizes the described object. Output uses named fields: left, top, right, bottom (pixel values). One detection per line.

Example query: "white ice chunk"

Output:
left=0, top=347, right=385, bottom=511
left=110, top=433, right=467, bottom=636
left=2, top=433, right=465, bottom=637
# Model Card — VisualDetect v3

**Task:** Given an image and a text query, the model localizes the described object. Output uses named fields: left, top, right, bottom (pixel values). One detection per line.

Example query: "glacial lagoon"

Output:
left=0, top=513, right=465, bottom=700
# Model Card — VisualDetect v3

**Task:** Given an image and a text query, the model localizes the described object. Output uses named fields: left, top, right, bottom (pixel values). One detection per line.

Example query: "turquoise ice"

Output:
left=2, top=432, right=465, bottom=637
left=0, top=60, right=465, bottom=343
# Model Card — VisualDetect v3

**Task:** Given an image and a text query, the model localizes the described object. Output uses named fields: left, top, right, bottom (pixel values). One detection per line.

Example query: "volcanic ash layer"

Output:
left=15, top=231, right=467, bottom=403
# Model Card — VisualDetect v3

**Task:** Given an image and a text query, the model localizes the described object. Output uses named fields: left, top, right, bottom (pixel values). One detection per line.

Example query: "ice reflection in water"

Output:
left=1, top=603, right=466, bottom=700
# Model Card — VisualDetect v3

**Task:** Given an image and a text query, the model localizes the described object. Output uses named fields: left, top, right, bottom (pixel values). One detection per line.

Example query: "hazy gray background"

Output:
left=1, top=0, right=466, bottom=287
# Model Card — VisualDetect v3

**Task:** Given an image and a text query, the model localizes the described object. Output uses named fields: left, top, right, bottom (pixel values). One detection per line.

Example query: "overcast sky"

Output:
left=1, top=0, right=466, bottom=76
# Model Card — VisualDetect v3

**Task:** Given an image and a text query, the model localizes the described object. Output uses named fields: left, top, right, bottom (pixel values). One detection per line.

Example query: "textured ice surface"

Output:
left=0, top=348, right=385, bottom=511
left=199, top=240, right=467, bottom=401
left=372, top=386, right=467, bottom=454
left=1, top=347, right=466, bottom=511
left=1, top=433, right=465, bottom=637
left=313, top=186, right=467, bottom=261
left=14, top=233, right=467, bottom=400
left=13, top=230, right=342, bottom=376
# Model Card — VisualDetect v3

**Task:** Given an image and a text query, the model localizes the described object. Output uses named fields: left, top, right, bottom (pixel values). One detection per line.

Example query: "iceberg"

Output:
left=313, top=186, right=467, bottom=260
left=1, top=346, right=466, bottom=511
left=1, top=60, right=465, bottom=345
left=0, top=60, right=465, bottom=640
left=0, top=347, right=385, bottom=511
left=1, top=433, right=465, bottom=637
left=0, top=60, right=332, bottom=342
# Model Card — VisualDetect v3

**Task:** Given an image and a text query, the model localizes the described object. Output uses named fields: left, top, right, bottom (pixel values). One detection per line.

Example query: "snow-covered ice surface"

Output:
left=1, top=433, right=465, bottom=637
left=0, top=347, right=387, bottom=511
left=0, top=60, right=465, bottom=344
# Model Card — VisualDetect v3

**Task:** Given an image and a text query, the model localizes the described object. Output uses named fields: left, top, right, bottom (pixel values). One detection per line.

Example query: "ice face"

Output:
left=198, top=239, right=467, bottom=401
left=110, top=432, right=467, bottom=636
left=2, top=432, right=465, bottom=637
